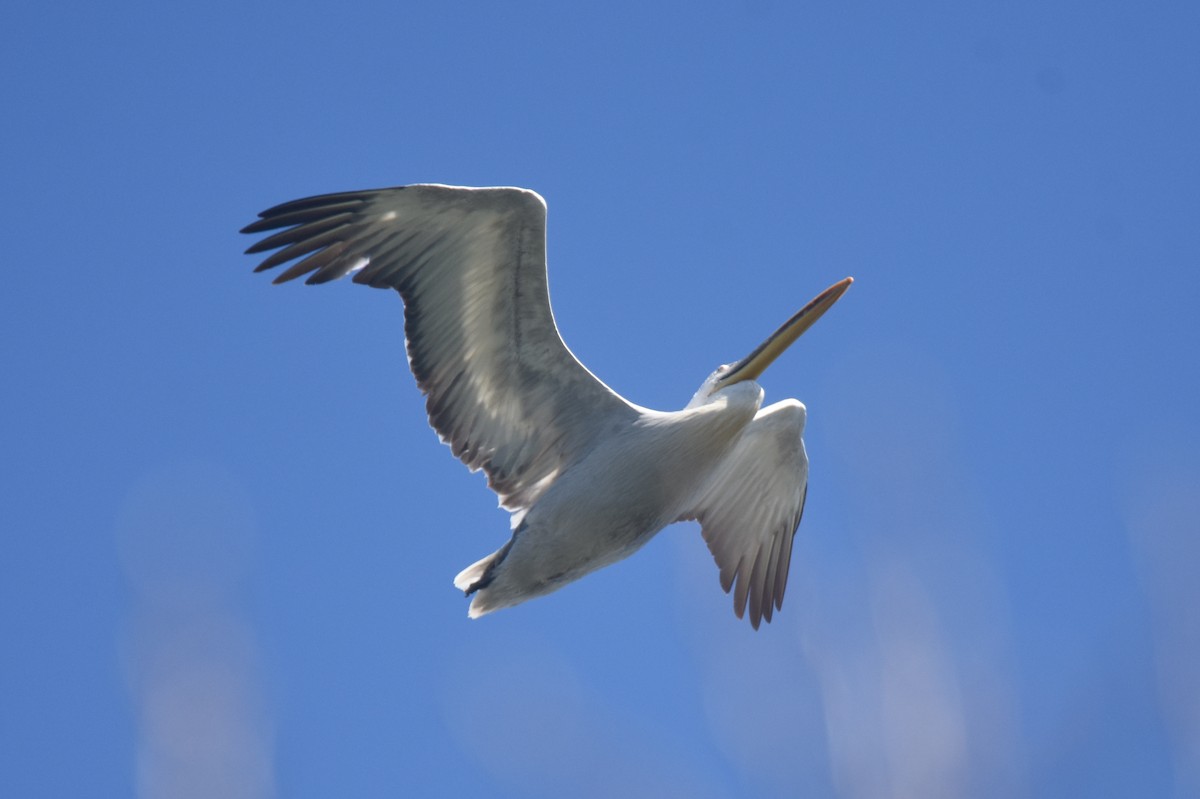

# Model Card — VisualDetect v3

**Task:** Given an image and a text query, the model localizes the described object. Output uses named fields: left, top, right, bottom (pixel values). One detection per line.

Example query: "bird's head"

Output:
left=686, top=277, right=853, bottom=408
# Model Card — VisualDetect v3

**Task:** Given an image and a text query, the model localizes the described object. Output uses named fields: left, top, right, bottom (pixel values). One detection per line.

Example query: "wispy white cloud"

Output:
left=117, top=461, right=274, bottom=799
left=1123, top=461, right=1200, bottom=797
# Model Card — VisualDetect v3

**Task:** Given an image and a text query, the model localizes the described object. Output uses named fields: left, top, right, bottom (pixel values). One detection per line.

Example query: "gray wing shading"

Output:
left=242, top=184, right=639, bottom=511
left=681, top=400, right=809, bottom=629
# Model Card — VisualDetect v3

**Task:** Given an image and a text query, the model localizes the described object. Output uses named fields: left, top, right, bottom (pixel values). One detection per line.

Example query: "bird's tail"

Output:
left=453, top=553, right=497, bottom=595
left=456, top=539, right=527, bottom=619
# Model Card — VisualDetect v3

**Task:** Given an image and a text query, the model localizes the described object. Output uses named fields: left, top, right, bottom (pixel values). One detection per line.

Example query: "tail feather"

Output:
left=453, top=552, right=498, bottom=594
left=454, top=534, right=523, bottom=619
left=467, top=594, right=493, bottom=619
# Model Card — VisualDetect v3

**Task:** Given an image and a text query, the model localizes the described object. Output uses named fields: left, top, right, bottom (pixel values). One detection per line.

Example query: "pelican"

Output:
left=242, top=184, right=851, bottom=628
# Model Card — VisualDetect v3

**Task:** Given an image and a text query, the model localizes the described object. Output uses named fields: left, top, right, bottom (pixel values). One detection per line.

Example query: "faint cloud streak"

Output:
left=1124, top=465, right=1200, bottom=796
left=117, top=461, right=274, bottom=799
left=816, top=341, right=1027, bottom=799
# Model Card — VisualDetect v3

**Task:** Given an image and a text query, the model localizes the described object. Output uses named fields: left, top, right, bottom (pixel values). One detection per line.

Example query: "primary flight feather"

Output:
left=242, top=184, right=851, bottom=628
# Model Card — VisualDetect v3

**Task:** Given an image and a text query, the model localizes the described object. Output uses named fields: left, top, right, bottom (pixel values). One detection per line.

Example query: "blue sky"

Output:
left=3, top=1, right=1198, bottom=796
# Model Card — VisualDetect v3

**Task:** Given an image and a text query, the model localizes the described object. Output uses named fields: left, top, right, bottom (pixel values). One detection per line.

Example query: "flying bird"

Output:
left=242, top=184, right=851, bottom=628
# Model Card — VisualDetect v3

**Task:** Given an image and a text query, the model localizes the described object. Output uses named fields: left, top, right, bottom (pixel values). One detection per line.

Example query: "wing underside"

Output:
left=242, top=184, right=638, bottom=511
left=682, top=400, right=809, bottom=629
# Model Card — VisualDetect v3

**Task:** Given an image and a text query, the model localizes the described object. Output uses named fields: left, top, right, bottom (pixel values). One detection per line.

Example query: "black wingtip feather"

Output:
left=241, top=202, right=365, bottom=237
left=257, top=189, right=379, bottom=218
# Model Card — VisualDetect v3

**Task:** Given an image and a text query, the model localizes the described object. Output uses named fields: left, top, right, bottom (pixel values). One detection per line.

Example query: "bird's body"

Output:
left=459, top=381, right=765, bottom=616
left=243, top=184, right=850, bottom=628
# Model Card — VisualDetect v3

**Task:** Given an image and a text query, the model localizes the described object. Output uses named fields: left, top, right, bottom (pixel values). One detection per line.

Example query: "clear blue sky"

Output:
left=3, top=1, right=1198, bottom=796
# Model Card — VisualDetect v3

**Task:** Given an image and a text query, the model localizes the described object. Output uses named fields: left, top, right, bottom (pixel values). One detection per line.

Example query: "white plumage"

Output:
left=243, top=184, right=851, bottom=628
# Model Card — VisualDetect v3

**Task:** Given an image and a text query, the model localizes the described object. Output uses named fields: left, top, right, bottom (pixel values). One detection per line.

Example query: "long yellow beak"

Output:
left=716, top=276, right=853, bottom=387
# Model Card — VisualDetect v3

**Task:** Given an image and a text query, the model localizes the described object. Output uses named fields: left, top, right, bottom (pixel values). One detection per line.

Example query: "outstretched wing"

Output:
left=681, top=400, right=809, bottom=629
left=242, top=184, right=638, bottom=511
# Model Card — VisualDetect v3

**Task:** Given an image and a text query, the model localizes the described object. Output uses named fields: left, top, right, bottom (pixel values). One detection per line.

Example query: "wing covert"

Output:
left=242, top=184, right=638, bottom=510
